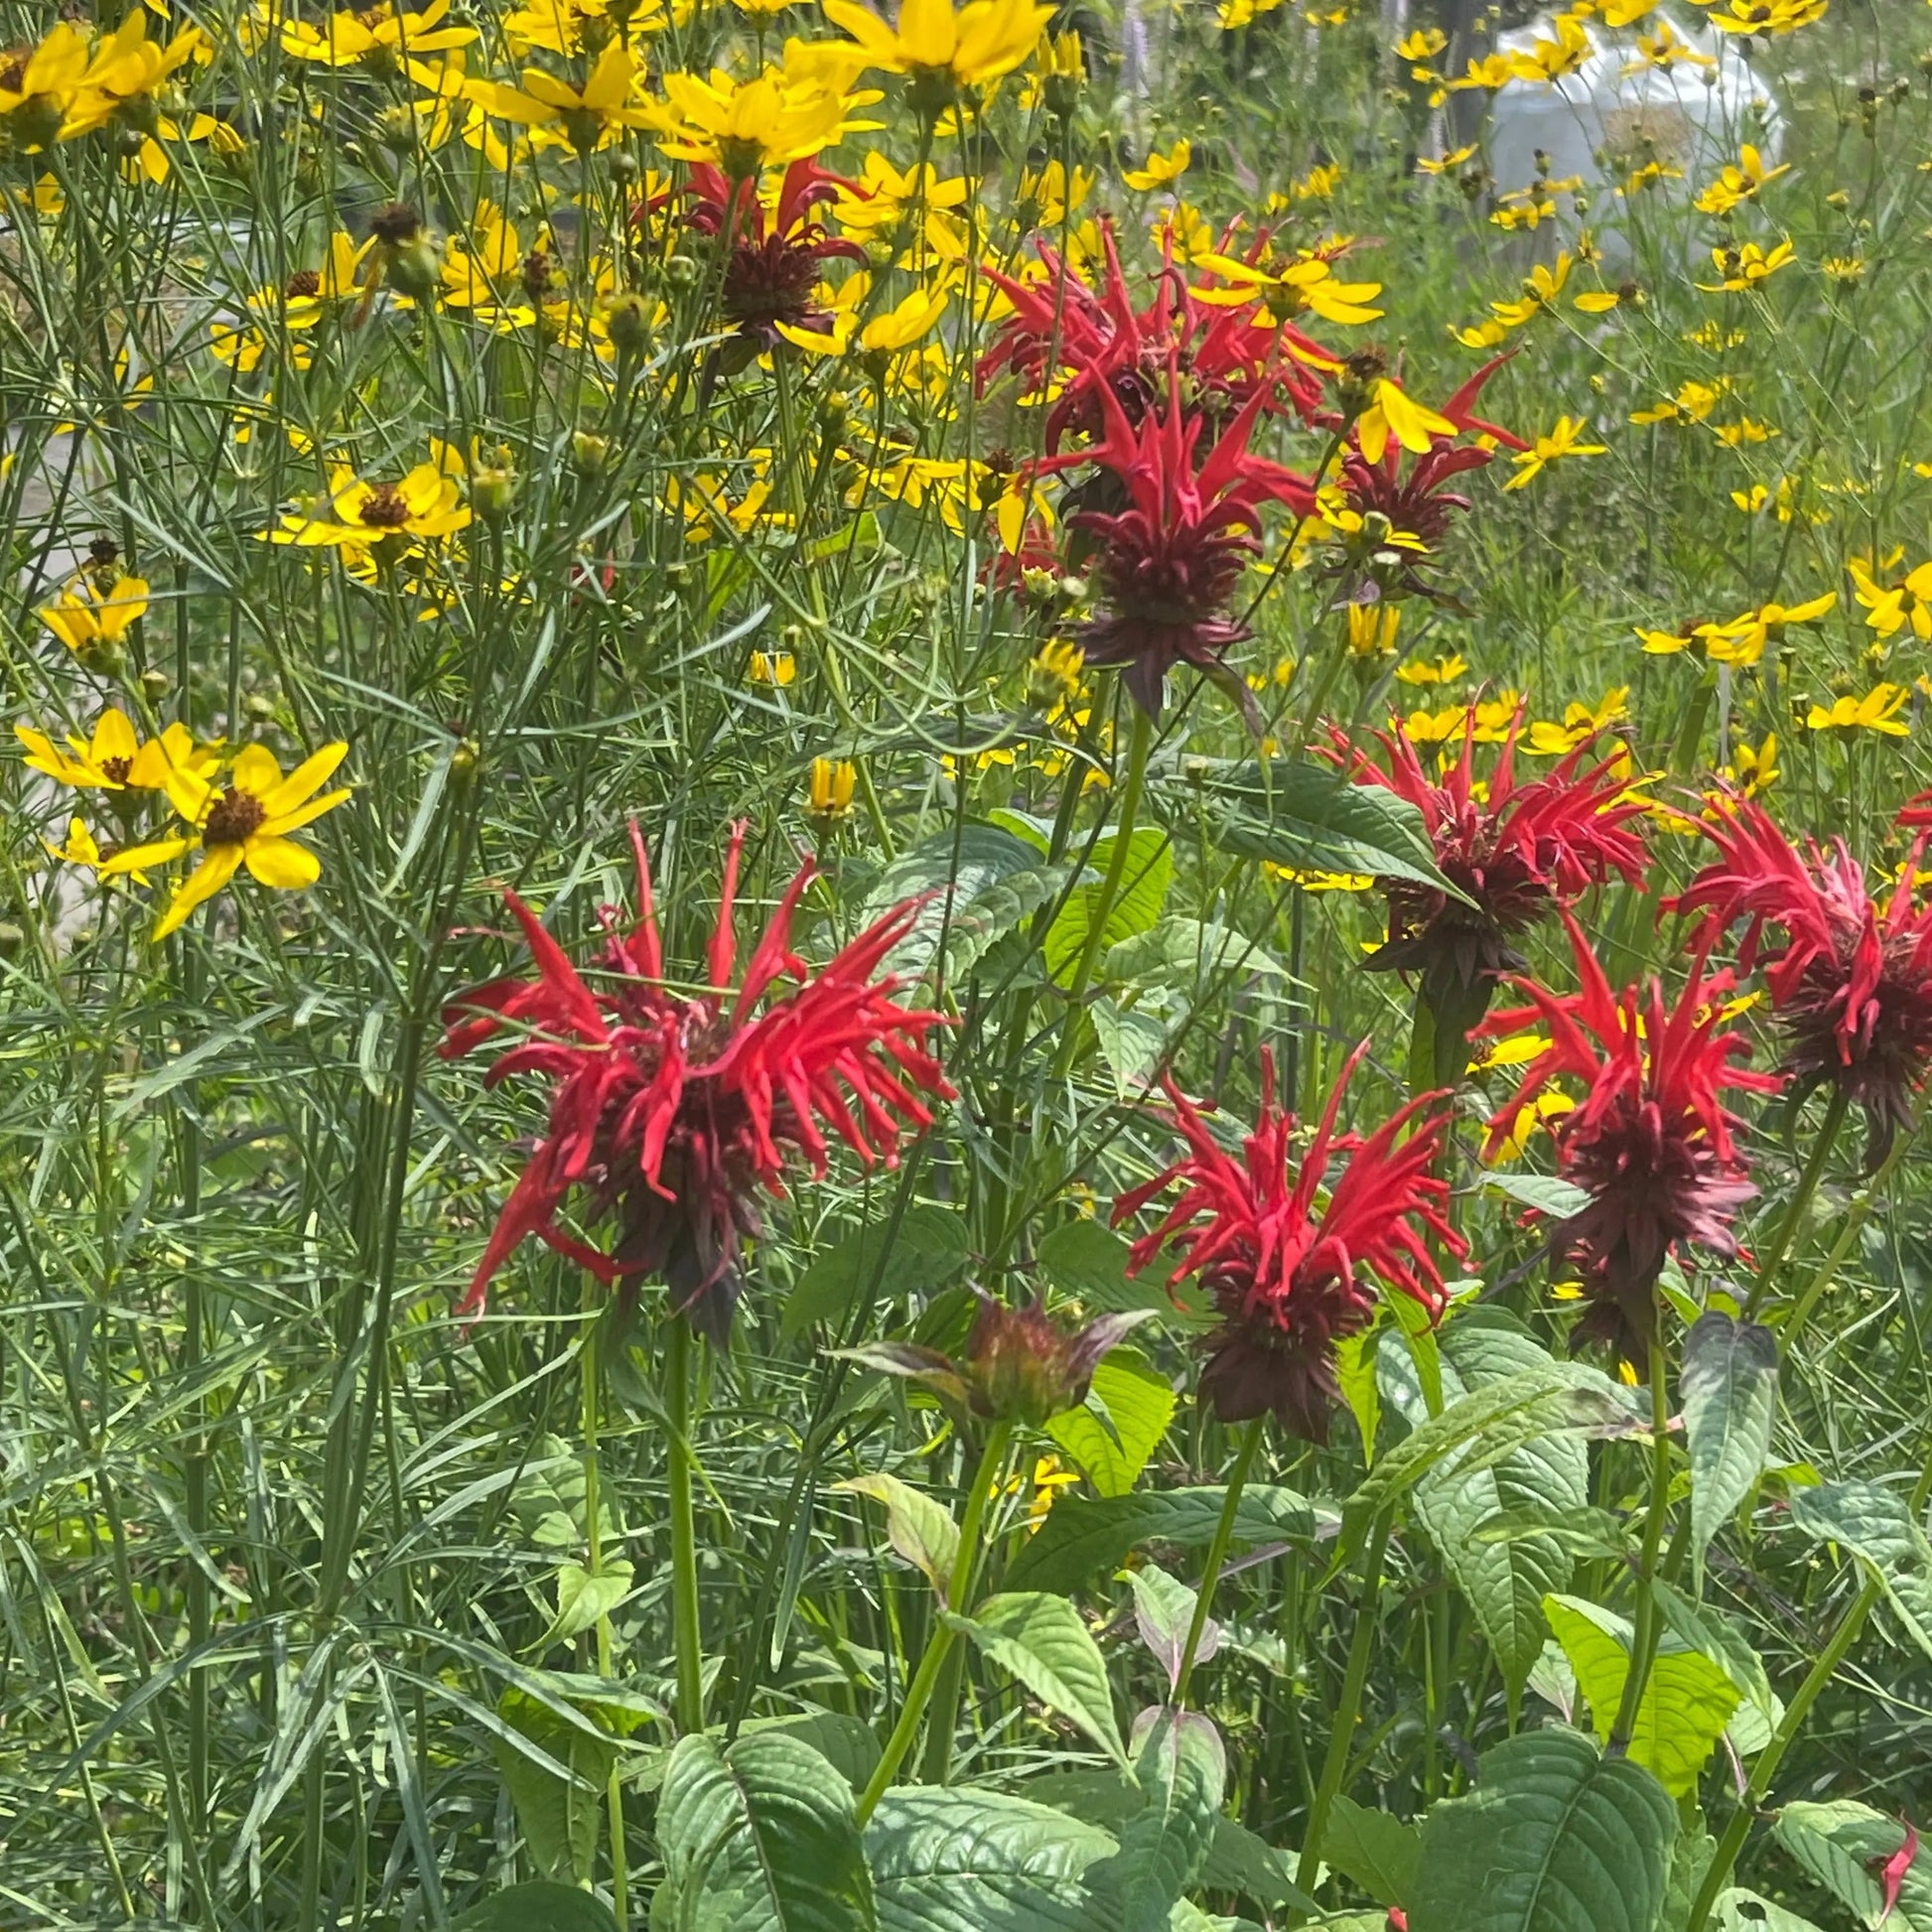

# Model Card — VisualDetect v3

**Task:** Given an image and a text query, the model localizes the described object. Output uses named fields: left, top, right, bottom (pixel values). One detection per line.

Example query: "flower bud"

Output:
left=572, top=430, right=612, bottom=477
left=665, top=253, right=699, bottom=287
left=603, top=290, right=651, bottom=357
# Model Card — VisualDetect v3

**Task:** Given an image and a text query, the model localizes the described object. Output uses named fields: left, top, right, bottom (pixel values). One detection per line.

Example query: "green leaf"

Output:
left=1323, top=1795, right=1421, bottom=1909
left=783, top=1206, right=971, bottom=1340
left=1542, top=1595, right=1740, bottom=1797
left=1007, top=1486, right=1314, bottom=1595
left=866, top=1785, right=1117, bottom=1931
left=1126, top=1563, right=1213, bottom=1691
left=655, top=1731, right=877, bottom=1932
left=1203, top=1818, right=1319, bottom=1914
left=1380, top=1317, right=1592, bottom=1699
left=1485, top=1173, right=1593, bottom=1219
left=1084, top=1709, right=1227, bottom=1931
left=864, top=823, right=1064, bottom=981
left=1045, top=1352, right=1176, bottom=1498
left=1681, top=1313, right=1779, bottom=1575
left=1036, top=1219, right=1214, bottom=1328
left=1335, top=1330, right=1383, bottom=1463
left=1090, top=994, right=1176, bottom=1098
left=1045, top=828, right=1173, bottom=985
left=837, top=1472, right=960, bottom=1597
left=1198, top=758, right=1465, bottom=897
left=1774, top=1801, right=1932, bottom=1930
left=1651, top=1582, right=1779, bottom=1754
left=492, top=1685, right=617, bottom=1886
left=449, top=1881, right=620, bottom=1932
left=948, top=1591, right=1126, bottom=1764
left=1410, top=1728, right=1677, bottom=1932
left=537, top=1561, right=632, bottom=1651
left=1789, top=1480, right=1932, bottom=1661
left=1101, top=916, right=1289, bottom=988
left=1715, top=1890, right=1830, bottom=1932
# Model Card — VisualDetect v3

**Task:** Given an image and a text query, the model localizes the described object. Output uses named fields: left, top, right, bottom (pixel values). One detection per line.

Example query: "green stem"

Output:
left=1050, top=705, right=1155, bottom=1081
left=1744, top=1085, right=1850, bottom=1319
left=1780, top=1110, right=1920, bottom=1348
left=583, top=1302, right=628, bottom=1930
left=858, top=1422, right=1013, bottom=1822
left=664, top=1313, right=705, bottom=1735
left=1294, top=1512, right=1392, bottom=1907
left=1173, top=1419, right=1265, bottom=1707
left=1608, top=1332, right=1672, bottom=1752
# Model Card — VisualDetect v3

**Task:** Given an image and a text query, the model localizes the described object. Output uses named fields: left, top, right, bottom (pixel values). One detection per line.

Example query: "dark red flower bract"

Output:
left=1114, top=1041, right=1462, bottom=1443
left=441, top=824, right=953, bottom=1341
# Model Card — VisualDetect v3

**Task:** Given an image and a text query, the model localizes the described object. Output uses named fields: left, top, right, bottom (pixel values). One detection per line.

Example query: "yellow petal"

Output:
left=152, top=843, right=244, bottom=938
left=243, top=835, right=322, bottom=890
left=229, top=743, right=286, bottom=799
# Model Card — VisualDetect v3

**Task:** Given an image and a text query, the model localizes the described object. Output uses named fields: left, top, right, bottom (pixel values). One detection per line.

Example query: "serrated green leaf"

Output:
left=1007, top=1486, right=1314, bottom=1595
left=949, top=1591, right=1126, bottom=1764
left=1789, top=1480, right=1932, bottom=1661
left=1045, top=828, right=1173, bottom=986
left=864, top=823, right=1064, bottom=981
left=538, top=1561, right=631, bottom=1651
left=783, top=1206, right=970, bottom=1340
left=1774, top=1801, right=1932, bottom=1930
left=1036, top=1219, right=1214, bottom=1328
left=1410, top=1728, right=1677, bottom=1932
left=1681, top=1313, right=1779, bottom=1575
left=656, top=1731, right=877, bottom=1932
left=1542, top=1595, right=1739, bottom=1797
left=866, top=1785, right=1116, bottom=1931
left=449, top=1881, right=620, bottom=1932
left=1125, top=1564, right=1213, bottom=1690
left=492, top=1685, right=617, bottom=1886
left=1715, top=1889, right=1830, bottom=1932
left=1323, top=1795, right=1421, bottom=1909
left=1045, top=1352, right=1176, bottom=1498
left=837, top=1471, right=959, bottom=1597
left=1083, top=1709, right=1226, bottom=1931
left=1486, top=1173, right=1593, bottom=1219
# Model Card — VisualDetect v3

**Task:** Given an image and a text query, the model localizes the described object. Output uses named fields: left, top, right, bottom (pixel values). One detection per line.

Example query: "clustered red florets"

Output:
left=440, top=824, right=953, bottom=1342
left=1673, top=794, right=1932, bottom=1163
left=1480, top=911, right=1778, bottom=1357
left=1346, top=713, right=1649, bottom=1035
left=1113, top=1042, right=1463, bottom=1442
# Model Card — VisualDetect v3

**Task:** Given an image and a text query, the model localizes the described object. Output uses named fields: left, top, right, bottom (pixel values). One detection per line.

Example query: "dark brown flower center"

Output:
left=286, top=268, right=322, bottom=298
left=358, top=483, right=412, bottom=528
left=204, top=786, right=267, bottom=846
left=369, top=201, right=422, bottom=247
left=0, top=52, right=29, bottom=92
left=99, top=756, right=131, bottom=784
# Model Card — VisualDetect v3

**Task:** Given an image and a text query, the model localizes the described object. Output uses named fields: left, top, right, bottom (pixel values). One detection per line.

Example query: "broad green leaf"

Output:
left=655, top=1731, right=877, bottom=1932
left=1789, top=1479, right=1932, bottom=1660
left=1681, top=1313, right=1779, bottom=1574
left=1410, top=1728, right=1677, bottom=1932
left=866, top=1785, right=1116, bottom=1931
left=1199, top=758, right=1464, bottom=896
left=1774, top=1801, right=1932, bottom=1930
left=449, top=1881, right=620, bottom=1932
left=783, top=1206, right=970, bottom=1340
left=1377, top=1318, right=1595, bottom=1695
left=1102, top=916, right=1290, bottom=988
left=1663, top=1823, right=1717, bottom=1932
left=1203, top=1818, right=1319, bottom=1914
left=539, top=1560, right=632, bottom=1650
left=1045, top=828, right=1174, bottom=985
left=1542, top=1595, right=1739, bottom=1797
left=1090, top=993, right=1175, bottom=1098
left=1126, top=1563, right=1215, bottom=1691
left=1322, top=1795, right=1421, bottom=1909
left=1084, top=1709, right=1227, bottom=1931
left=949, top=1591, right=1126, bottom=1764
left=1036, top=1218, right=1214, bottom=1328
left=1045, top=1352, right=1176, bottom=1497
left=1335, top=1330, right=1382, bottom=1463
left=1485, top=1173, right=1593, bottom=1219
left=1716, top=1890, right=1830, bottom=1932
left=837, top=1472, right=959, bottom=1597
left=1651, top=1582, right=1780, bottom=1754
left=742, top=1711, right=882, bottom=1792
left=1007, top=1486, right=1315, bottom=1594
left=864, top=823, right=1064, bottom=981
left=492, top=1685, right=617, bottom=1886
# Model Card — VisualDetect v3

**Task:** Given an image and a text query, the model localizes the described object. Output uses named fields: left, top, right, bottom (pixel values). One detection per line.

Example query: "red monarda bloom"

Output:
left=1044, top=366, right=1314, bottom=720
left=1479, top=911, right=1777, bottom=1356
left=1113, top=1042, right=1462, bottom=1442
left=684, top=159, right=865, bottom=365
left=1673, top=795, right=1932, bottom=1161
left=441, top=826, right=953, bottom=1341
left=1345, top=713, right=1648, bottom=1032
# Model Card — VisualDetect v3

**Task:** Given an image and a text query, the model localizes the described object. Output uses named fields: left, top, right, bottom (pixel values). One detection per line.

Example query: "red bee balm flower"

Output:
left=1046, top=367, right=1314, bottom=721
left=1479, top=911, right=1777, bottom=1356
left=1674, top=796, right=1932, bottom=1162
left=441, top=826, right=953, bottom=1340
left=1113, top=1042, right=1463, bottom=1443
left=1346, top=713, right=1648, bottom=1047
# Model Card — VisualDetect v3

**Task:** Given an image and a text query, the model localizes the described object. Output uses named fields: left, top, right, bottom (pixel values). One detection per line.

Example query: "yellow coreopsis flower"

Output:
left=1693, top=144, right=1789, bottom=216
left=1712, top=592, right=1835, bottom=664
left=1706, top=0, right=1827, bottom=34
left=42, top=575, right=150, bottom=657
left=781, top=278, right=948, bottom=357
left=749, top=649, right=797, bottom=686
left=0, top=22, right=91, bottom=147
left=1503, top=415, right=1607, bottom=489
left=1487, top=1089, right=1576, bottom=1162
left=1850, top=557, right=1932, bottom=641
left=14, top=711, right=211, bottom=792
left=1350, top=379, right=1453, bottom=464
left=1345, top=602, right=1401, bottom=656
left=1396, top=653, right=1467, bottom=686
left=1123, top=139, right=1189, bottom=191
left=821, top=0, right=1054, bottom=98
left=1630, top=379, right=1724, bottom=427
left=440, top=203, right=537, bottom=330
left=1700, top=239, right=1794, bottom=292
left=649, top=66, right=848, bottom=175
left=1192, top=250, right=1382, bottom=334
left=282, top=0, right=475, bottom=66
left=1630, top=18, right=1713, bottom=67
left=1416, top=144, right=1477, bottom=175
left=271, top=443, right=470, bottom=555
left=1807, top=685, right=1908, bottom=737
left=807, top=756, right=858, bottom=819
left=1526, top=688, right=1628, bottom=755
left=835, top=152, right=969, bottom=257
left=469, top=41, right=651, bottom=150
left=103, top=743, right=353, bottom=939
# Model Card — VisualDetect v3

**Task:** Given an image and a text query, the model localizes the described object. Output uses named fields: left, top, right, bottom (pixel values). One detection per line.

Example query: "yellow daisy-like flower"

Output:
left=1525, top=687, right=1628, bottom=756
left=649, top=66, right=848, bottom=176
left=1123, top=139, right=1190, bottom=191
left=1396, top=653, right=1467, bottom=687
left=1709, top=591, right=1835, bottom=665
left=280, top=0, right=476, bottom=67
left=749, top=649, right=797, bottom=686
left=469, top=40, right=652, bottom=151
left=1502, top=415, right=1607, bottom=490
left=42, top=575, right=150, bottom=656
left=14, top=709, right=211, bottom=791
left=821, top=0, right=1055, bottom=99
left=1486, top=1088, right=1576, bottom=1163
left=1692, top=144, right=1789, bottom=217
left=102, top=742, right=352, bottom=939
left=271, top=443, right=470, bottom=555
left=807, top=756, right=858, bottom=819
left=1699, top=238, right=1795, bottom=293
left=1806, top=685, right=1909, bottom=738
left=1192, top=250, right=1383, bottom=336
left=1850, top=557, right=1932, bottom=641
left=1705, top=0, right=1827, bottom=35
